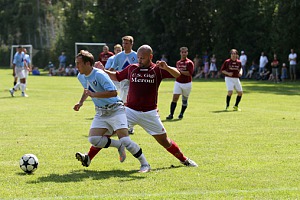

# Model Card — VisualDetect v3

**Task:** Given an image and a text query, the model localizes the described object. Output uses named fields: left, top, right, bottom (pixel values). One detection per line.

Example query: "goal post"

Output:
left=75, top=42, right=106, bottom=60
left=10, top=44, right=33, bottom=67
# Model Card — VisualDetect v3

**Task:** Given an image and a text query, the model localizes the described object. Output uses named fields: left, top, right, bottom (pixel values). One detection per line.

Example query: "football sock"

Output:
left=14, top=81, right=17, bottom=86
left=170, top=102, right=177, bottom=115
left=88, top=146, right=101, bottom=160
left=120, top=136, right=148, bottom=165
left=235, top=95, right=242, bottom=106
left=20, top=83, right=26, bottom=93
left=166, top=140, right=187, bottom=162
left=180, top=105, right=187, bottom=115
left=226, top=95, right=231, bottom=107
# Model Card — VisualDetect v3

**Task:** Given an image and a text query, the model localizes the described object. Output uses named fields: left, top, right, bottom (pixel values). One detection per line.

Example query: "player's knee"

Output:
left=120, top=136, right=140, bottom=155
left=182, top=96, right=188, bottom=106
left=88, top=136, right=110, bottom=148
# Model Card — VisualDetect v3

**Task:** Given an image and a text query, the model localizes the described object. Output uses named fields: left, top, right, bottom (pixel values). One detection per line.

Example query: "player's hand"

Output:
left=227, top=72, right=233, bottom=76
left=156, top=60, right=168, bottom=70
left=73, top=102, right=83, bottom=111
left=94, top=61, right=104, bottom=70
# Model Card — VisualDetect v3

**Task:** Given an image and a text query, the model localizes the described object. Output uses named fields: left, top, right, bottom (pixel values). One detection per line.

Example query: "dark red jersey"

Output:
left=176, top=58, right=194, bottom=83
left=98, top=51, right=114, bottom=66
left=221, top=59, right=242, bottom=78
left=116, top=62, right=175, bottom=111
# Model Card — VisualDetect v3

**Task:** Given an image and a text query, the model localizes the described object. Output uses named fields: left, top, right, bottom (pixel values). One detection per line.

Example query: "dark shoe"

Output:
left=166, top=115, right=173, bottom=120
left=178, top=114, right=183, bottom=119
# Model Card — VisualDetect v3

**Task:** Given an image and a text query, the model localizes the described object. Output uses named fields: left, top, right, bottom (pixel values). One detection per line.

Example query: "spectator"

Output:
left=98, top=45, right=114, bottom=66
left=270, top=54, right=279, bottom=83
left=259, top=51, right=268, bottom=74
left=288, top=48, right=297, bottom=81
left=58, top=52, right=67, bottom=69
left=32, top=66, right=40, bottom=75
left=209, top=54, right=217, bottom=78
left=281, top=63, right=288, bottom=82
left=239, top=50, right=247, bottom=78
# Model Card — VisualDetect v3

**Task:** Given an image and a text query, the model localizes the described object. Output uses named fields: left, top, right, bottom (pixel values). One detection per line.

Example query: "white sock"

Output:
left=120, top=136, right=148, bottom=166
left=20, top=83, right=26, bottom=93
left=14, top=82, right=20, bottom=90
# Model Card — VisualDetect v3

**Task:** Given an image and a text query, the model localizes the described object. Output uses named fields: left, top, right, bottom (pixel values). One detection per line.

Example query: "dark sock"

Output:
left=170, top=102, right=177, bottom=115
left=226, top=95, right=231, bottom=107
left=235, top=96, right=242, bottom=107
left=14, top=81, right=17, bottom=86
left=180, top=105, right=187, bottom=115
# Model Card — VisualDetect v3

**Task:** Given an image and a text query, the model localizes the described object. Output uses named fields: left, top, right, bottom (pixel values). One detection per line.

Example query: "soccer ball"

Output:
left=19, top=154, right=39, bottom=173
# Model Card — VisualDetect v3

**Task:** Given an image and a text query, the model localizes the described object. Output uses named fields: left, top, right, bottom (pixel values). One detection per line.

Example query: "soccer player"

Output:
left=73, top=50, right=150, bottom=173
left=10, top=46, right=28, bottom=97
left=98, top=45, right=114, bottom=66
left=166, top=47, right=194, bottom=120
left=98, top=44, right=198, bottom=167
left=221, top=49, right=243, bottom=111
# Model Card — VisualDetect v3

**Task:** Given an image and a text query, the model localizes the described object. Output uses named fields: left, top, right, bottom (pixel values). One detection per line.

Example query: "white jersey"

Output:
left=289, top=53, right=297, bottom=65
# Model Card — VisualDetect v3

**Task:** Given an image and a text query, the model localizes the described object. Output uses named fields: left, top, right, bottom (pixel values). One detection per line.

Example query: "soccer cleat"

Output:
left=225, top=106, right=229, bottom=111
left=138, top=164, right=151, bottom=173
left=9, top=89, right=14, bottom=97
left=21, top=92, right=28, bottom=97
left=75, top=152, right=91, bottom=167
left=181, top=158, right=198, bottom=167
left=178, top=114, right=183, bottom=119
left=233, top=106, right=241, bottom=111
left=128, top=127, right=134, bottom=135
left=166, top=114, right=173, bottom=120
left=118, top=144, right=126, bottom=163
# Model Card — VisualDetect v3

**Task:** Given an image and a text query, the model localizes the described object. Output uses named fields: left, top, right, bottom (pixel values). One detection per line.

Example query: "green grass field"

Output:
left=0, top=68, right=299, bottom=199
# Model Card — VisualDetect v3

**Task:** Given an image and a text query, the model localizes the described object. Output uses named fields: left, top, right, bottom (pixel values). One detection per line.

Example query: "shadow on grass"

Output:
left=26, top=165, right=182, bottom=183
left=161, top=119, right=182, bottom=123
left=242, top=81, right=300, bottom=96
left=27, top=169, right=143, bottom=183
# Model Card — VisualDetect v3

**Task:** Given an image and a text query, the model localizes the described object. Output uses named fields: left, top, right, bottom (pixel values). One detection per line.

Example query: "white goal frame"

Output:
left=75, top=42, right=106, bottom=59
left=10, top=44, right=33, bottom=67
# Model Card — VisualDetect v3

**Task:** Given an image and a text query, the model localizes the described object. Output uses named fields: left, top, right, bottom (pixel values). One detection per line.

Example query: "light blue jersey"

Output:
left=77, top=68, right=121, bottom=107
left=111, top=51, right=137, bottom=71
left=13, top=52, right=25, bottom=68
left=105, top=55, right=115, bottom=69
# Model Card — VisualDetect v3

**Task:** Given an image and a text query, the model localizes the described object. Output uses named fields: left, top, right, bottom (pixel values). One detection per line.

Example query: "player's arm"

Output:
left=94, top=61, right=118, bottom=81
left=157, top=61, right=181, bottom=78
left=85, top=89, right=117, bottom=98
left=221, top=62, right=233, bottom=76
left=73, top=90, right=89, bottom=111
left=238, top=68, right=243, bottom=77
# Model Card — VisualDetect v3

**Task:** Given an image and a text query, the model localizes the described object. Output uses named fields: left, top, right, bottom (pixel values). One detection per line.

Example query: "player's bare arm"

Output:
left=238, top=68, right=243, bottom=77
left=222, top=70, right=233, bottom=77
left=84, top=89, right=117, bottom=98
left=157, top=61, right=180, bottom=78
left=179, top=70, right=192, bottom=76
left=73, top=90, right=89, bottom=111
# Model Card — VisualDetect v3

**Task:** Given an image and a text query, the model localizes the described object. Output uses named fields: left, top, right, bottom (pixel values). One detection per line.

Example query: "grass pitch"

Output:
left=0, top=68, right=299, bottom=199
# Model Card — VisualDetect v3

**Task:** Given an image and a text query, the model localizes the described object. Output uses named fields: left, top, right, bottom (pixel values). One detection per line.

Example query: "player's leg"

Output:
left=225, top=77, right=234, bottom=110
left=141, top=109, right=198, bottom=167
left=114, top=108, right=150, bottom=172
left=167, top=82, right=181, bottom=120
left=233, top=79, right=243, bottom=111
left=178, top=82, right=192, bottom=119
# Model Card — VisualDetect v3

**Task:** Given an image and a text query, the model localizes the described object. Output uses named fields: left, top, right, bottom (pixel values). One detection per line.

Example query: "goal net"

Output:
left=75, top=42, right=107, bottom=61
left=10, top=44, right=33, bottom=67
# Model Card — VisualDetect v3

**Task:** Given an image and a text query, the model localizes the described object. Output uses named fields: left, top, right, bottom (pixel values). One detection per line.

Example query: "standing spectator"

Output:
left=221, top=49, right=243, bottom=111
left=209, top=54, right=217, bottom=78
left=9, top=46, right=28, bottom=97
left=166, top=47, right=194, bottom=120
left=270, top=54, right=279, bottom=83
left=98, top=44, right=198, bottom=167
left=58, top=51, right=67, bottom=69
left=73, top=50, right=150, bottom=173
left=239, top=50, right=247, bottom=78
left=98, top=45, right=114, bottom=66
left=259, top=51, right=268, bottom=74
left=202, top=50, right=209, bottom=79
left=288, top=48, right=297, bottom=81
left=281, top=63, right=288, bottom=82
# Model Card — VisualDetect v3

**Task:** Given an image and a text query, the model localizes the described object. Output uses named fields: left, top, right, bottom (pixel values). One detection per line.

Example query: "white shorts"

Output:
left=115, top=80, right=129, bottom=103
left=15, top=67, right=26, bottom=79
left=125, top=107, right=166, bottom=135
left=91, top=105, right=128, bottom=134
left=225, top=77, right=243, bottom=92
left=173, top=81, right=192, bottom=97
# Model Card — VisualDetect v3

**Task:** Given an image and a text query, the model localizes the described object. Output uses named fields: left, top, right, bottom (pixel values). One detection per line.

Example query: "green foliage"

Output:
left=1, top=1, right=300, bottom=69
left=0, top=69, right=300, bottom=199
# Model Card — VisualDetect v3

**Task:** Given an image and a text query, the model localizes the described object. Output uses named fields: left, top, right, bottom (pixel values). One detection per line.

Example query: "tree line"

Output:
left=0, top=0, right=299, bottom=68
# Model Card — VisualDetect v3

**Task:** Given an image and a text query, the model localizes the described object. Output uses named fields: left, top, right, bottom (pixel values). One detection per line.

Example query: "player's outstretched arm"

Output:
left=157, top=61, right=180, bottom=78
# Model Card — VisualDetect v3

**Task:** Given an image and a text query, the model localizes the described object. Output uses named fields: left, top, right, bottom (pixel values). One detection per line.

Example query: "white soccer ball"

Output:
left=19, top=154, right=39, bottom=173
